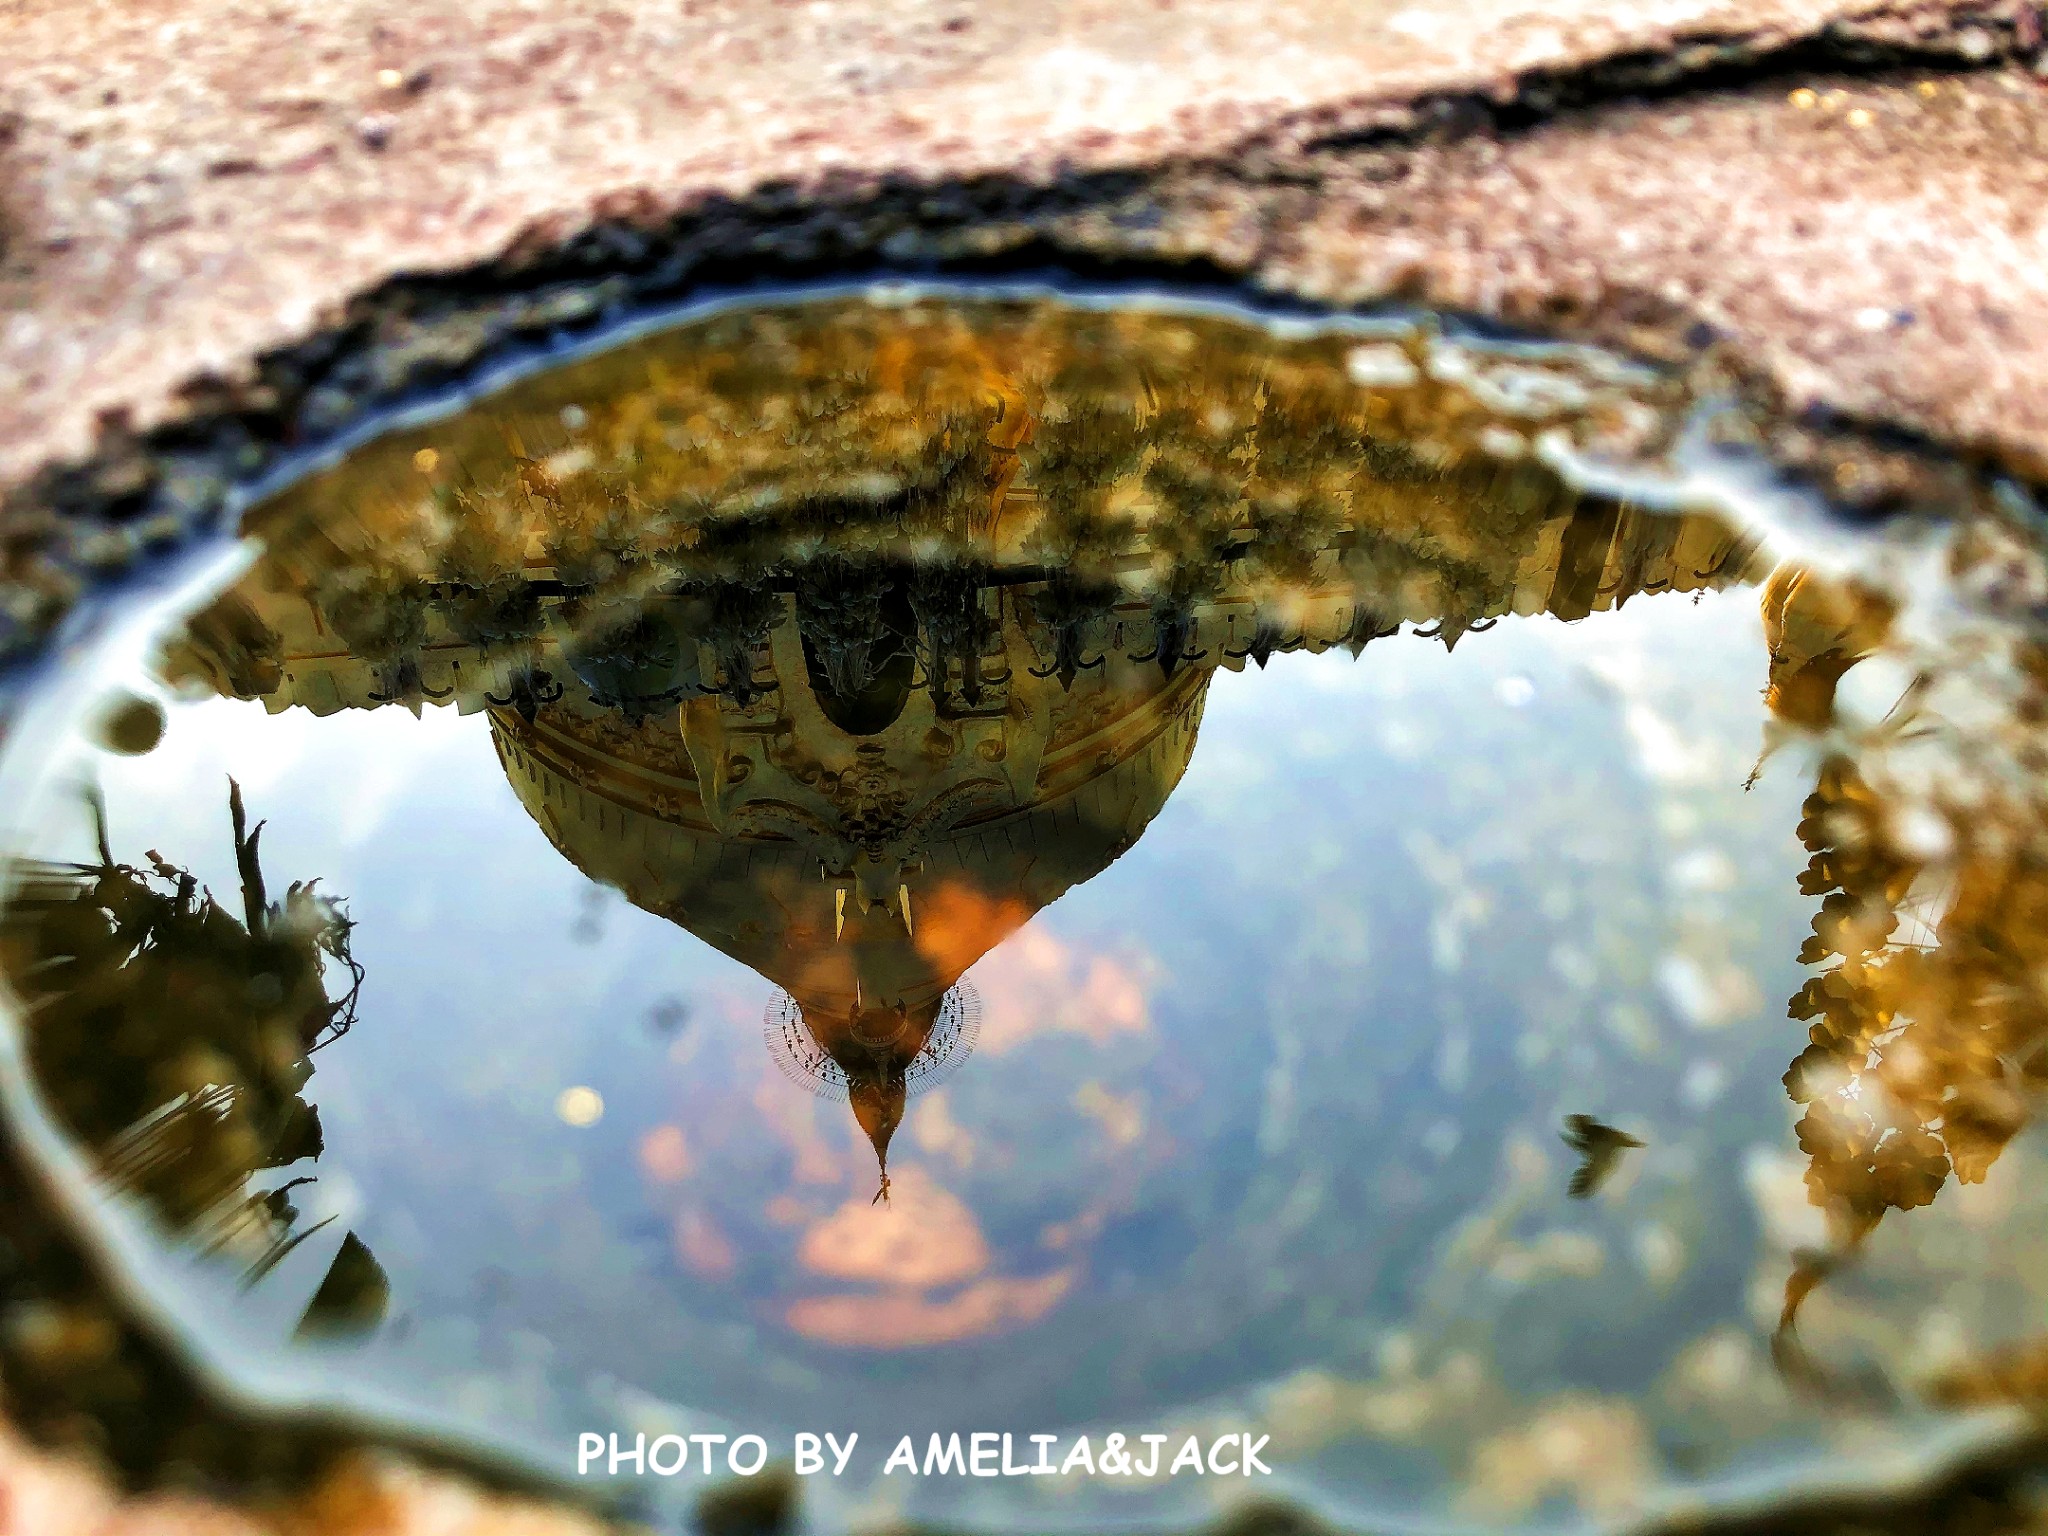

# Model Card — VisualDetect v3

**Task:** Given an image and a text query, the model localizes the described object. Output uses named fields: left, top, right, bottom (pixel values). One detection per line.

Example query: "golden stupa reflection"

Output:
left=160, top=297, right=1762, bottom=1198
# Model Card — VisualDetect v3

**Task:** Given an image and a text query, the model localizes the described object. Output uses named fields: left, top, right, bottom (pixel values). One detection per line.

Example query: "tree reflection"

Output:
left=0, top=782, right=386, bottom=1337
left=1762, top=556, right=2048, bottom=1403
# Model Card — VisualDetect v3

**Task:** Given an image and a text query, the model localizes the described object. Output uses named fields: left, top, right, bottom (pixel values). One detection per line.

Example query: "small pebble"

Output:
left=93, top=692, right=166, bottom=756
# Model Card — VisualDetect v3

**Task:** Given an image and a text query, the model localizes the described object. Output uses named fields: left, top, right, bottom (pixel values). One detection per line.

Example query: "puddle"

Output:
left=3, top=286, right=2047, bottom=1532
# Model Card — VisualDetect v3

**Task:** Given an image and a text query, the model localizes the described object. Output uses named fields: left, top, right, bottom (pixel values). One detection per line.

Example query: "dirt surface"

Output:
left=2, top=0, right=2047, bottom=506
left=1264, top=67, right=2048, bottom=477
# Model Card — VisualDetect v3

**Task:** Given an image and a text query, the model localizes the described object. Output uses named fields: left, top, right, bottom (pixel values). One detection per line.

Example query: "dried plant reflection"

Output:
left=0, top=783, right=386, bottom=1337
left=1758, top=546, right=2048, bottom=1408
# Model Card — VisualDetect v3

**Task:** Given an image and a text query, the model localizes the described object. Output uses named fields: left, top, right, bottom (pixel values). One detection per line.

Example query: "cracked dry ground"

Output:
left=5, top=1, right=2048, bottom=1532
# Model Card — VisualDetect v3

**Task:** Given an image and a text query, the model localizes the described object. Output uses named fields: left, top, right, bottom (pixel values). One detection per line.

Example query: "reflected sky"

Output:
left=4, top=291, right=2048, bottom=1534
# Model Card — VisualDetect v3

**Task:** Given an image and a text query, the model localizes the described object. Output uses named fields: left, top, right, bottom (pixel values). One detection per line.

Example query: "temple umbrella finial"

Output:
left=849, top=1071, right=906, bottom=1206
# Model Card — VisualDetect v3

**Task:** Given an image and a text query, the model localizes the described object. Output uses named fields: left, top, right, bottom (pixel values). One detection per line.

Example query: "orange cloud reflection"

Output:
left=912, top=880, right=1037, bottom=990
left=785, top=1268, right=1078, bottom=1349
left=970, top=923, right=1154, bottom=1056
left=674, top=1207, right=737, bottom=1280
left=637, top=1124, right=693, bottom=1184
left=797, top=1166, right=988, bottom=1290
left=786, top=1164, right=1078, bottom=1348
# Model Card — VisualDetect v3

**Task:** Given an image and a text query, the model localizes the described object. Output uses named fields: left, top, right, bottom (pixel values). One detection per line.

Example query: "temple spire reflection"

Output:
left=157, top=295, right=1765, bottom=1198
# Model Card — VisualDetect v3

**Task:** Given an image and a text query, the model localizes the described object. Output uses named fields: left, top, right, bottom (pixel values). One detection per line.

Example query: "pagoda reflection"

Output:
left=160, top=296, right=1762, bottom=1197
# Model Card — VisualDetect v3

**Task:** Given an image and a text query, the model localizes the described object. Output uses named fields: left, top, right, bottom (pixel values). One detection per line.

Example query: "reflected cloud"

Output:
left=907, top=1088, right=977, bottom=1170
left=1463, top=1394, right=1655, bottom=1521
left=785, top=1164, right=1083, bottom=1349
left=747, top=1057, right=847, bottom=1189
left=673, top=1206, right=739, bottom=1281
left=636, top=1124, right=693, bottom=1184
left=786, top=1267, right=1078, bottom=1351
left=797, top=1165, right=989, bottom=1290
left=1072, top=1080, right=1147, bottom=1151
left=974, top=924, right=1154, bottom=1055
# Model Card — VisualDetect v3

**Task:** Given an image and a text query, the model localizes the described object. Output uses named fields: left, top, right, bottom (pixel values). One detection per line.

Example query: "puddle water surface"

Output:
left=4, top=289, right=2048, bottom=1533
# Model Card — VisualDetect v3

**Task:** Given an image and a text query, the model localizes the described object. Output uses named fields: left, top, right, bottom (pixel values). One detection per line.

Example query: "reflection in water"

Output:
left=155, top=300, right=1752, bottom=1201
left=1560, top=1115, right=1645, bottom=1200
left=0, top=782, right=387, bottom=1335
left=1755, top=553, right=2048, bottom=1403
left=2, top=291, right=2047, bottom=1529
